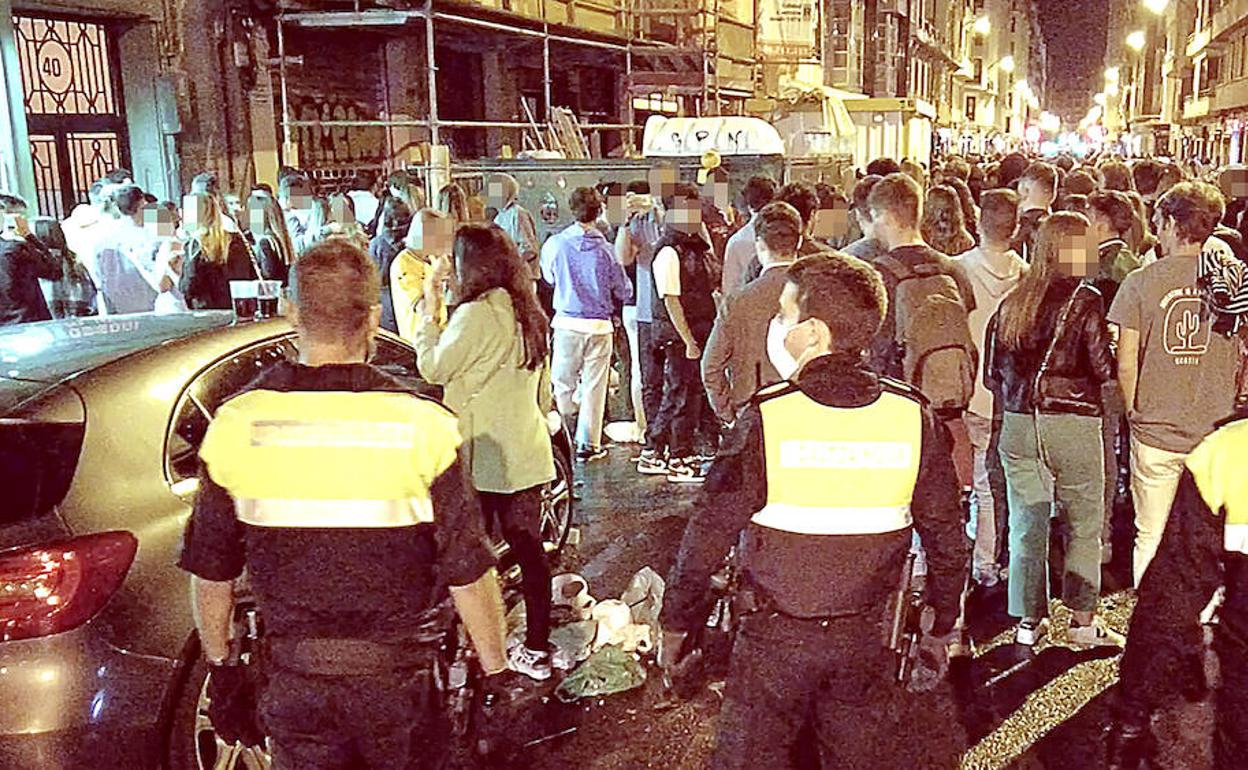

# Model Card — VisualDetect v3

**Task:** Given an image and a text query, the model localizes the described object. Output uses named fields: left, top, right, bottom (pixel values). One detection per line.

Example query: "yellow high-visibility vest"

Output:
left=199, top=389, right=461, bottom=528
left=1186, top=418, right=1248, bottom=554
left=752, top=383, right=923, bottom=536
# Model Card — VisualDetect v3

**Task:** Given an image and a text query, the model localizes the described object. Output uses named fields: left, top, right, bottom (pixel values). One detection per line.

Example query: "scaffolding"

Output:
left=272, top=0, right=734, bottom=169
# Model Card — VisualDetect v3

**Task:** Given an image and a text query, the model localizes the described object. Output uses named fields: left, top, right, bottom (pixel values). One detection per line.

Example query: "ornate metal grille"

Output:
left=28, top=135, right=64, bottom=219
left=67, top=132, right=120, bottom=197
left=14, top=16, right=118, bottom=116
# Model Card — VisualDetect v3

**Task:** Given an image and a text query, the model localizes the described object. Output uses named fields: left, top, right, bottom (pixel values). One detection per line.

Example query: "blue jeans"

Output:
left=999, top=411, right=1106, bottom=617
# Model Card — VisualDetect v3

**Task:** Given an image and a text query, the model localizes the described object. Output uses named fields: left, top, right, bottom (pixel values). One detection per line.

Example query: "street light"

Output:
left=1105, top=67, right=1120, bottom=83
left=1142, top=0, right=1169, bottom=15
left=973, top=16, right=991, bottom=36
left=1126, top=30, right=1147, bottom=52
left=1000, top=55, right=1016, bottom=74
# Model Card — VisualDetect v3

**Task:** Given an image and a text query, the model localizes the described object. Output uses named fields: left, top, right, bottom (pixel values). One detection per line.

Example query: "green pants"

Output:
left=999, top=411, right=1106, bottom=617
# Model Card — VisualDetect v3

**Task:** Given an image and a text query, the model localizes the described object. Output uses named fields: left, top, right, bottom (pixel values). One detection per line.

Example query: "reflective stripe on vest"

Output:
left=1186, top=418, right=1248, bottom=555
left=752, top=388, right=923, bottom=536
left=236, top=497, right=434, bottom=528
left=199, top=389, right=461, bottom=528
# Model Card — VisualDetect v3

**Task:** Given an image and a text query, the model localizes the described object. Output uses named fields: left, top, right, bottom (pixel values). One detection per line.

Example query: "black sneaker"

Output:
left=576, top=446, right=609, bottom=463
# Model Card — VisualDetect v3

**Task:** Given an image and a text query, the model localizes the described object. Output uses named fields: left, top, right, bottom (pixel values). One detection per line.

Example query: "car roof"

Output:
left=0, top=312, right=241, bottom=413
left=0, top=312, right=241, bottom=382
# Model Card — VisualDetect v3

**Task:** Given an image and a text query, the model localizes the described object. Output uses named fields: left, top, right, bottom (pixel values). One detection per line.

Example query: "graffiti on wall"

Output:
left=292, top=94, right=386, bottom=168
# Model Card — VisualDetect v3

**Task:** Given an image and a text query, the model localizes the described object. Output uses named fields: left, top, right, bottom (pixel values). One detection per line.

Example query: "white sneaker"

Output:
left=1015, top=618, right=1048, bottom=647
left=666, top=457, right=706, bottom=484
left=508, top=644, right=553, bottom=681
left=1067, top=619, right=1125, bottom=648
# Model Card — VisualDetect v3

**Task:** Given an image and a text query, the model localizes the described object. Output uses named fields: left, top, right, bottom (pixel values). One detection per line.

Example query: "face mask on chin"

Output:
left=767, top=317, right=809, bottom=380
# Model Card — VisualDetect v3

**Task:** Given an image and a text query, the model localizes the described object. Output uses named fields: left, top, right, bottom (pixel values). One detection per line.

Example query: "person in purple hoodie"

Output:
left=541, top=187, right=633, bottom=461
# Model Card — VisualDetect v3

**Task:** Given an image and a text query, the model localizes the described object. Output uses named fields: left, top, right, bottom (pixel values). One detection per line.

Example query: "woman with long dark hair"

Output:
left=180, top=192, right=256, bottom=309
left=985, top=212, right=1122, bottom=649
left=244, top=191, right=295, bottom=285
left=413, top=224, right=557, bottom=680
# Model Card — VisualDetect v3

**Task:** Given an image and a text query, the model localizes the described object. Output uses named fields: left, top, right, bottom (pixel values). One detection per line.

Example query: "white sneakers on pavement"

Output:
left=508, top=643, right=553, bottom=681
left=1067, top=619, right=1126, bottom=648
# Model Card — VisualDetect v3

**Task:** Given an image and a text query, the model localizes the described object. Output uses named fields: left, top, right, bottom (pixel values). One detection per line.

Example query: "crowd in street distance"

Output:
left=2, top=147, right=1247, bottom=767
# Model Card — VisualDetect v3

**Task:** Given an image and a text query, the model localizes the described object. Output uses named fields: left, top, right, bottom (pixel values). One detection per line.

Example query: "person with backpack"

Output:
left=867, top=173, right=979, bottom=485
left=985, top=212, right=1123, bottom=648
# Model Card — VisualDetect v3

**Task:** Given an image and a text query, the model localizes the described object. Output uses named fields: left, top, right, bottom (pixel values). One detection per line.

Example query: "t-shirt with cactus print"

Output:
left=1108, top=252, right=1242, bottom=454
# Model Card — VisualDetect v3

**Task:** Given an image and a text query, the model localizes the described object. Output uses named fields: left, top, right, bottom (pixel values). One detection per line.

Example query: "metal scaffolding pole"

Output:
left=276, top=14, right=292, bottom=155
left=425, top=0, right=440, bottom=146
left=543, top=20, right=553, bottom=122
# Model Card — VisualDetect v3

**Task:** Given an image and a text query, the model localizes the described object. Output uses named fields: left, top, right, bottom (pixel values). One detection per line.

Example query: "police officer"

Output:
left=659, top=252, right=969, bottom=769
left=1109, top=416, right=1248, bottom=770
left=178, top=238, right=508, bottom=769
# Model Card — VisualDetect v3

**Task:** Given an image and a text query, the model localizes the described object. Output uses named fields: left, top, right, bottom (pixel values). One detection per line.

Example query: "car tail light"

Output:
left=0, top=531, right=138, bottom=642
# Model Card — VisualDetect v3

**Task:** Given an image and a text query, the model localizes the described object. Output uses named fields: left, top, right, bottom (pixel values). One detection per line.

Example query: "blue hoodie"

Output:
left=540, top=223, right=632, bottom=321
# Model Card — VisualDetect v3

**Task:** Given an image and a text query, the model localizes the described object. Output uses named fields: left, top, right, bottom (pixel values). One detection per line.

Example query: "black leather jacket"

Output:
left=985, top=276, right=1115, bottom=416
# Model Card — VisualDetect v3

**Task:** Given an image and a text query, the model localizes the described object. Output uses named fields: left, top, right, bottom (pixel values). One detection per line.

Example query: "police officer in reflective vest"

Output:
left=659, top=252, right=969, bottom=769
left=1110, top=417, right=1248, bottom=770
left=178, top=239, right=508, bottom=769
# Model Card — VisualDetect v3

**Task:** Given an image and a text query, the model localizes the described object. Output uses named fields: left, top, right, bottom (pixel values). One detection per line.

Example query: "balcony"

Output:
left=1187, top=27, right=1211, bottom=58
left=1183, top=94, right=1211, bottom=121
left=1212, top=0, right=1248, bottom=44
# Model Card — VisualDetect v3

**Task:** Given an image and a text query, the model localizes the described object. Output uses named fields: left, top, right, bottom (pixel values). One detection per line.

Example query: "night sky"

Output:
left=1036, top=0, right=1109, bottom=122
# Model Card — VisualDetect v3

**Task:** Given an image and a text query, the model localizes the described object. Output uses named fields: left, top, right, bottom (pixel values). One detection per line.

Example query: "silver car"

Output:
left=0, top=313, right=573, bottom=769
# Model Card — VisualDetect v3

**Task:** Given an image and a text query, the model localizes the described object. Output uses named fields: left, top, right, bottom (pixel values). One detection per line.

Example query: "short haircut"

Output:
left=978, top=189, right=1020, bottom=243
left=743, top=176, right=778, bottom=212
left=943, top=158, right=971, bottom=182
left=1099, top=161, right=1134, bottom=192
left=851, top=174, right=883, bottom=214
left=785, top=253, right=887, bottom=352
left=1156, top=182, right=1225, bottom=245
left=625, top=180, right=650, bottom=195
left=0, top=192, right=28, bottom=213
left=776, top=182, right=820, bottom=227
left=190, top=172, right=220, bottom=197
left=110, top=184, right=147, bottom=217
left=569, top=186, right=603, bottom=223
left=1087, top=191, right=1137, bottom=237
left=1054, top=155, right=1075, bottom=173
left=866, top=158, right=902, bottom=177
left=291, top=238, right=381, bottom=342
left=104, top=168, right=132, bottom=184
left=867, top=173, right=922, bottom=230
left=278, top=173, right=312, bottom=200
left=755, top=201, right=803, bottom=256
left=997, top=153, right=1029, bottom=188
left=1061, top=194, right=1089, bottom=216
left=1063, top=170, right=1097, bottom=196
left=1021, top=162, right=1058, bottom=193
left=1132, top=161, right=1163, bottom=196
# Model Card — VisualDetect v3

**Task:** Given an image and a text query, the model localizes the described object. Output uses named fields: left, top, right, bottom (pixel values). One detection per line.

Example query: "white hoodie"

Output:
left=957, top=245, right=1027, bottom=418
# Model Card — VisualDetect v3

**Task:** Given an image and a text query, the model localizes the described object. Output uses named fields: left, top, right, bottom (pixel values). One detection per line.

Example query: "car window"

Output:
left=371, top=336, right=440, bottom=399
left=166, top=337, right=297, bottom=486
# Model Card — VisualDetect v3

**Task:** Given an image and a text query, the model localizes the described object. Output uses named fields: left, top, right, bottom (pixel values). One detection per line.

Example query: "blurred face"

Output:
left=665, top=197, right=702, bottom=235
left=702, top=178, right=730, bottom=213
left=143, top=205, right=180, bottom=239
left=408, top=215, right=454, bottom=256
left=1220, top=167, right=1248, bottom=200
left=247, top=201, right=267, bottom=235
left=329, top=197, right=352, bottom=226
left=1057, top=227, right=1095, bottom=278
left=811, top=204, right=850, bottom=240
left=182, top=194, right=210, bottom=232
left=486, top=180, right=514, bottom=209
left=606, top=192, right=627, bottom=228
left=648, top=166, right=677, bottom=200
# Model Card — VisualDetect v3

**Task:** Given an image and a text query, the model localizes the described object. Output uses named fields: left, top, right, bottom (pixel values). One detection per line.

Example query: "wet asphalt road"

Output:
left=486, top=445, right=1217, bottom=770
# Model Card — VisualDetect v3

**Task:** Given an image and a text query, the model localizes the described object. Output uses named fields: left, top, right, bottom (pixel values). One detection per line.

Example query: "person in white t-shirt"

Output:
left=957, top=188, right=1027, bottom=587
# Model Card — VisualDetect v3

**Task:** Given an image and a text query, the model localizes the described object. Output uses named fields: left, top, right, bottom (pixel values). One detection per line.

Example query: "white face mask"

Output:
left=767, top=317, right=802, bottom=380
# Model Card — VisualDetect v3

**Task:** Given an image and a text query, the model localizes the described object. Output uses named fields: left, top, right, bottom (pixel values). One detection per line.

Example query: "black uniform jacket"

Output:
left=661, top=353, right=969, bottom=636
left=177, top=361, right=496, bottom=642
left=1119, top=456, right=1248, bottom=711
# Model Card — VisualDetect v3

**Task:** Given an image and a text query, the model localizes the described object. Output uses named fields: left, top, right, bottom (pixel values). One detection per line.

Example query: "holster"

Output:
left=267, top=637, right=438, bottom=676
